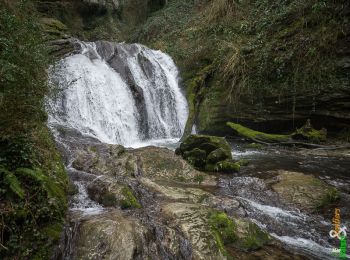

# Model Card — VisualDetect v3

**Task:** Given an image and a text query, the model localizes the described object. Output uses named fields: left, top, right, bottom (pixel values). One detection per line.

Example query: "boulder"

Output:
left=177, top=134, right=239, bottom=173
left=271, top=171, right=339, bottom=210
left=73, top=210, right=148, bottom=259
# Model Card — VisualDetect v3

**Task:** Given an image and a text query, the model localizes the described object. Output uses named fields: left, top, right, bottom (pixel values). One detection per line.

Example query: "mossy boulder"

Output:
left=177, top=134, right=239, bottom=173
left=179, top=135, right=232, bottom=157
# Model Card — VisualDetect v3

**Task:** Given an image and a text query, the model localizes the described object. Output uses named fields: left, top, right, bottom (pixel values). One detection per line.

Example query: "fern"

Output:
left=0, top=166, right=24, bottom=199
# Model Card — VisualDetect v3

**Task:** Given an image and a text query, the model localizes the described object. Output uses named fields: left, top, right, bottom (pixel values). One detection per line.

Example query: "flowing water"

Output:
left=47, top=40, right=349, bottom=259
left=48, top=40, right=188, bottom=147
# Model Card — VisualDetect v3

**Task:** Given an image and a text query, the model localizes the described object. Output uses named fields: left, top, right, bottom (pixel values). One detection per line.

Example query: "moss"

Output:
left=208, top=211, right=237, bottom=257
left=238, top=159, right=249, bottom=167
left=292, top=120, right=327, bottom=143
left=120, top=186, right=141, bottom=209
left=42, top=223, right=63, bottom=241
left=317, top=187, right=340, bottom=209
left=207, top=148, right=230, bottom=164
left=183, top=148, right=207, bottom=169
left=193, top=174, right=205, bottom=185
left=227, top=122, right=290, bottom=143
left=215, top=160, right=241, bottom=173
left=239, top=223, right=270, bottom=251
left=246, top=143, right=264, bottom=149
left=180, top=135, right=232, bottom=159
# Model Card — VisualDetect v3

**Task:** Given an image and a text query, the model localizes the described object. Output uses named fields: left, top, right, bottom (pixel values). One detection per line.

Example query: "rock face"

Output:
left=271, top=171, right=339, bottom=211
left=176, top=134, right=241, bottom=173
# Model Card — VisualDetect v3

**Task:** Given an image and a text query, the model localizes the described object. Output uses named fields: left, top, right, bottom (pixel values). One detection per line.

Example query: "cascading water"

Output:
left=48, top=40, right=188, bottom=147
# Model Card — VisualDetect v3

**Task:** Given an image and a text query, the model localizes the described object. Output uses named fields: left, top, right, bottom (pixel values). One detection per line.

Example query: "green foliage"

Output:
left=0, top=1, right=68, bottom=258
left=0, top=0, right=50, bottom=135
left=121, top=186, right=141, bottom=209
left=0, top=167, right=24, bottom=199
left=193, top=174, right=205, bottom=185
left=133, top=0, right=348, bottom=133
left=240, top=223, right=270, bottom=251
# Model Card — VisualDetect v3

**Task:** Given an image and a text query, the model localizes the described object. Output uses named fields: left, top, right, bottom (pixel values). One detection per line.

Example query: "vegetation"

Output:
left=132, top=0, right=349, bottom=135
left=208, top=211, right=237, bottom=256
left=227, top=122, right=291, bottom=143
left=0, top=1, right=68, bottom=258
left=120, top=186, right=141, bottom=209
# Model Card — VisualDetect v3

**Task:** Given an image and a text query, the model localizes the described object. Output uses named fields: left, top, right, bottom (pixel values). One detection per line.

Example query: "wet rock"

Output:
left=132, top=146, right=216, bottom=184
left=72, top=144, right=133, bottom=176
left=271, top=171, right=339, bottom=211
left=162, top=203, right=225, bottom=259
left=140, top=178, right=213, bottom=203
left=73, top=210, right=149, bottom=259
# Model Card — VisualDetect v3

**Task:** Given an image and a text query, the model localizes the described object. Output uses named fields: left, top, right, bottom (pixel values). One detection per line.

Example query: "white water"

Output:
left=48, top=41, right=188, bottom=147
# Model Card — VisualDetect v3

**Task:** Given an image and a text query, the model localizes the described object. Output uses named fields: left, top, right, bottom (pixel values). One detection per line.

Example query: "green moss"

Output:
left=208, top=211, right=237, bottom=257
left=215, top=160, right=241, bottom=173
left=121, top=186, right=141, bottom=209
left=292, top=120, right=327, bottom=143
left=317, top=187, right=340, bottom=209
left=238, top=159, right=249, bottom=167
left=227, top=122, right=290, bottom=143
left=193, top=174, right=205, bottom=185
left=207, top=148, right=230, bottom=164
left=180, top=135, right=232, bottom=159
left=183, top=148, right=207, bottom=169
left=246, top=143, right=264, bottom=149
left=239, top=223, right=270, bottom=251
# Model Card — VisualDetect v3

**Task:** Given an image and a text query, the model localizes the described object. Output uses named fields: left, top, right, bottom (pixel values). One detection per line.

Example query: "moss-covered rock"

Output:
left=179, top=134, right=232, bottom=157
left=177, top=134, right=239, bottom=173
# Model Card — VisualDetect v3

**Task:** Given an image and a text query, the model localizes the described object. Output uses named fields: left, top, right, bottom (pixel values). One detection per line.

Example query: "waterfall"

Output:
left=47, top=41, right=188, bottom=147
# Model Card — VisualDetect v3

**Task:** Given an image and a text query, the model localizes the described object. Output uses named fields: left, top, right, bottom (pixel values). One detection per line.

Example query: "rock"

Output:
left=82, top=0, right=120, bottom=12
left=271, top=171, right=340, bottom=210
left=140, top=178, right=213, bottom=203
left=87, top=176, right=140, bottom=208
left=132, top=146, right=217, bottom=184
left=179, top=134, right=232, bottom=157
left=177, top=134, right=237, bottom=172
left=72, top=144, right=133, bottom=176
left=162, top=203, right=225, bottom=259
left=73, top=210, right=148, bottom=259
left=207, top=148, right=230, bottom=164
